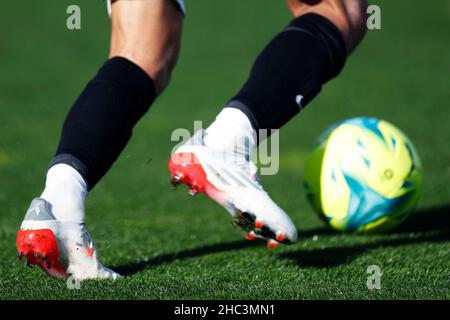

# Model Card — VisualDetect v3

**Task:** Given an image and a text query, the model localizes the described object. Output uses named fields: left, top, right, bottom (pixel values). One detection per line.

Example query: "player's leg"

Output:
left=285, top=0, right=368, bottom=52
left=109, top=0, right=183, bottom=94
left=225, top=0, right=368, bottom=135
left=17, top=0, right=184, bottom=280
left=170, top=0, right=368, bottom=247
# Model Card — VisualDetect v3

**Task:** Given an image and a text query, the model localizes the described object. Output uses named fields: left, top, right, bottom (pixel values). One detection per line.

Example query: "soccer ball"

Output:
left=303, top=117, right=423, bottom=233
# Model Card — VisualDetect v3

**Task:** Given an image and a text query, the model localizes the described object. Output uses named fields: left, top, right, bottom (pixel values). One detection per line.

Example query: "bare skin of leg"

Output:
left=109, top=0, right=184, bottom=95
left=285, top=0, right=369, bottom=53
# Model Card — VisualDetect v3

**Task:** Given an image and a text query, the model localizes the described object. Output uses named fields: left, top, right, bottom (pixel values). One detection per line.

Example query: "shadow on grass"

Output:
left=114, top=205, right=450, bottom=275
left=114, top=239, right=264, bottom=276
left=280, top=205, right=450, bottom=268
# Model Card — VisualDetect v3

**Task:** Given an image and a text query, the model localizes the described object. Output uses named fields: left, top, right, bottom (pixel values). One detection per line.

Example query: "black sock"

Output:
left=50, top=57, right=156, bottom=190
left=228, top=13, right=347, bottom=139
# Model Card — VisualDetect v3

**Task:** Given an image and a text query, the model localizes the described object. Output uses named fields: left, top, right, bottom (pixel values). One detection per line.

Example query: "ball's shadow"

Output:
left=280, top=205, right=450, bottom=268
left=113, top=205, right=450, bottom=276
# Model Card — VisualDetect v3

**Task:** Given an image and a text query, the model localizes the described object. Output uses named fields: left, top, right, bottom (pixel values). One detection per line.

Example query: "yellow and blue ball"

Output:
left=304, top=117, right=423, bottom=233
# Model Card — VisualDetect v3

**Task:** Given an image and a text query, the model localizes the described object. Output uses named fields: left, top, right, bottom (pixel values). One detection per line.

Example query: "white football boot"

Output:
left=16, top=198, right=120, bottom=280
left=169, top=130, right=297, bottom=248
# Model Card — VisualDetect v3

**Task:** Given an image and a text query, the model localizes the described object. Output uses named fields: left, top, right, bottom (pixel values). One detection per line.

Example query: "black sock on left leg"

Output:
left=50, top=57, right=156, bottom=190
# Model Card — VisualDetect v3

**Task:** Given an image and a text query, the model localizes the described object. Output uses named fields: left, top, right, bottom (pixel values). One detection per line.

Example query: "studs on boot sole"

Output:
left=188, top=185, right=200, bottom=196
left=245, top=231, right=256, bottom=241
left=275, top=233, right=286, bottom=242
left=170, top=173, right=183, bottom=188
left=255, top=220, right=264, bottom=229
left=267, top=239, right=279, bottom=249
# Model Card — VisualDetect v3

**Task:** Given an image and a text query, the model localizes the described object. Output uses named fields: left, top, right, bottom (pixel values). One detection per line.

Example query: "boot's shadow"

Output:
left=114, top=239, right=264, bottom=276
left=114, top=205, right=450, bottom=275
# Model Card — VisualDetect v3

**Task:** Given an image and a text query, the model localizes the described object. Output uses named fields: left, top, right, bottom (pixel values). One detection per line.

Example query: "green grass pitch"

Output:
left=0, top=0, right=449, bottom=299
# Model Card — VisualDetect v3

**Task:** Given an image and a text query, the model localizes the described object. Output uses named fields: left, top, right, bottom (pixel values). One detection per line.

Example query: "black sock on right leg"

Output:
left=51, top=57, right=156, bottom=190
left=228, top=13, right=348, bottom=139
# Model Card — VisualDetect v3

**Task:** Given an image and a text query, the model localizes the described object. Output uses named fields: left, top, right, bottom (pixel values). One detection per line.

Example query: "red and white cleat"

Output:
left=169, top=131, right=297, bottom=247
left=16, top=198, right=120, bottom=280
